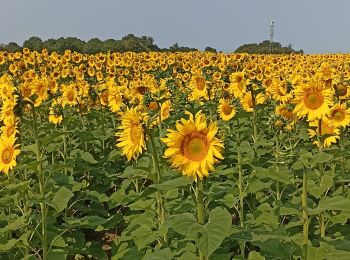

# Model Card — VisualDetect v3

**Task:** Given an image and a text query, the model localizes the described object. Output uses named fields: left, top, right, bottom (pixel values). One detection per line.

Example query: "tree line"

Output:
left=0, top=35, right=302, bottom=54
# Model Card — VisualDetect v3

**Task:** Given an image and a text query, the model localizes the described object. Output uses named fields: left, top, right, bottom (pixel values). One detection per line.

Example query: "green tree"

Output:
left=23, top=36, right=44, bottom=52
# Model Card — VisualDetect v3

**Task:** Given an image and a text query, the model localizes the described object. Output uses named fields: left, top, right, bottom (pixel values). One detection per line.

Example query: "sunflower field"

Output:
left=1, top=49, right=350, bottom=260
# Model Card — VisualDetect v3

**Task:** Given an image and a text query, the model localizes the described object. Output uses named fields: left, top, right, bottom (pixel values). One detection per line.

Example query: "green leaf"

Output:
left=308, top=174, right=334, bottom=198
left=81, top=152, right=98, bottom=164
left=0, top=216, right=27, bottom=235
left=315, top=151, right=334, bottom=164
left=197, top=207, right=232, bottom=257
left=143, top=248, right=174, bottom=260
left=169, top=213, right=203, bottom=237
left=151, top=176, right=194, bottom=190
left=311, top=196, right=350, bottom=214
left=50, top=187, right=74, bottom=213
left=248, top=251, right=265, bottom=260
left=132, top=226, right=157, bottom=250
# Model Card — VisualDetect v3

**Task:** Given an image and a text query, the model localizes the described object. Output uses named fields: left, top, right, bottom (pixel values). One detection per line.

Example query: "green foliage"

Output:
left=235, top=40, right=303, bottom=54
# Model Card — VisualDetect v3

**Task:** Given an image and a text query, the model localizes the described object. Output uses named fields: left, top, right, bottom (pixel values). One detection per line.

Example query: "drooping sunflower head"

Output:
left=308, top=118, right=340, bottom=148
left=293, top=78, right=334, bottom=121
left=229, top=71, right=246, bottom=98
left=240, top=92, right=266, bottom=113
left=217, top=98, right=236, bottom=121
left=115, top=107, right=147, bottom=161
left=161, top=111, right=224, bottom=180
left=0, top=136, right=20, bottom=175
left=160, top=100, right=172, bottom=122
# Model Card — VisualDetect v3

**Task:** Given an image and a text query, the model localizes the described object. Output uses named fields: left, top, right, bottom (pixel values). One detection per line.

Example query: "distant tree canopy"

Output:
left=0, top=36, right=302, bottom=54
left=235, top=40, right=303, bottom=54
left=0, top=35, right=199, bottom=54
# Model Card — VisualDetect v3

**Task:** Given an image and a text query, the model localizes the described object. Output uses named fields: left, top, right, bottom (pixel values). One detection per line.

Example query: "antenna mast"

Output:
left=270, top=20, right=275, bottom=54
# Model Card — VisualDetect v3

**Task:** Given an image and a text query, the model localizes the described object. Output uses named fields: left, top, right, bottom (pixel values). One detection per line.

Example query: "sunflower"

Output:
left=48, top=99, right=63, bottom=125
left=1, top=118, right=18, bottom=140
left=161, top=111, right=224, bottom=180
left=276, top=104, right=295, bottom=121
left=0, top=136, right=20, bottom=175
left=188, top=74, right=209, bottom=101
left=217, top=98, right=236, bottom=121
left=160, top=100, right=172, bottom=122
left=308, top=118, right=340, bottom=148
left=108, top=85, right=124, bottom=113
left=327, top=103, right=350, bottom=128
left=115, top=108, right=147, bottom=161
left=293, top=78, right=333, bottom=121
left=33, top=78, right=49, bottom=107
left=266, top=78, right=293, bottom=103
left=0, top=98, right=16, bottom=122
left=240, top=92, right=266, bottom=112
left=62, top=83, right=78, bottom=107
left=229, top=71, right=246, bottom=98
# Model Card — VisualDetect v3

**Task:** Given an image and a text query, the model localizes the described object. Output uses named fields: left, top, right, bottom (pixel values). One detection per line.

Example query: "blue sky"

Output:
left=1, top=0, right=350, bottom=53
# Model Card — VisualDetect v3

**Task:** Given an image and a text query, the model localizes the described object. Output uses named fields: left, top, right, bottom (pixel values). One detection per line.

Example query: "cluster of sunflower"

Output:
left=0, top=74, right=20, bottom=174
left=1, top=48, right=350, bottom=179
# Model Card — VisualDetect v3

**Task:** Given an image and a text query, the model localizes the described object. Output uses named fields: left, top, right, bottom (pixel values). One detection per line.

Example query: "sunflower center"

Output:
left=6, top=125, right=15, bottom=137
left=101, top=91, right=108, bottom=104
left=222, top=103, right=233, bottom=115
left=196, top=78, right=205, bottom=90
left=67, top=90, right=75, bottom=102
left=130, top=124, right=142, bottom=144
left=137, top=86, right=148, bottom=95
left=335, top=84, right=347, bottom=96
left=182, top=133, right=209, bottom=161
left=247, top=96, right=254, bottom=108
left=320, top=122, right=334, bottom=135
left=333, top=110, right=345, bottom=122
left=162, top=107, right=169, bottom=118
left=1, top=147, right=13, bottom=164
left=148, top=102, right=158, bottom=110
left=305, top=92, right=324, bottom=110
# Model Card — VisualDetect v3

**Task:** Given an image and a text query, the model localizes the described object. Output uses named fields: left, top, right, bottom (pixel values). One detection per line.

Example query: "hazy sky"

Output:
left=0, top=0, right=349, bottom=53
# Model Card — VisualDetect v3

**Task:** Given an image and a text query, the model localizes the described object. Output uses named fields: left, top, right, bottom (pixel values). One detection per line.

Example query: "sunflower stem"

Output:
left=30, top=103, right=48, bottom=260
left=317, top=119, right=326, bottom=238
left=236, top=130, right=245, bottom=258
left=149, top=129, right=167, bottom=246
left=302, top=167, right=309, bottom=260
left=340, top=128, right=346, bottom=195
left=196, top=179, right=207, bottom=260
left=275, top=132, right=281, bottom=201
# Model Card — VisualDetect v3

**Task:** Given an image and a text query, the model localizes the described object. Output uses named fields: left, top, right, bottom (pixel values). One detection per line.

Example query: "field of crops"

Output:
left=1, top=49, right=350, bottom=259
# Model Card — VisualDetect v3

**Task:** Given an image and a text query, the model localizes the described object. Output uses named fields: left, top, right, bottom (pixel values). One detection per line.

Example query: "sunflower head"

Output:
left=160, top=100, right=172, bottom=122
left=0, top=136, right=20, bottom=175
left=161, top=111, right=224, bottom=180
left=218, top=98, right=236, bottom=121
left=115, top=108, right=147, bottom=161
left=327, top=103, right=350, bottom=128
left=293, top=78, right=334, bottom=121
left=308, top=118, right=340, bottom=148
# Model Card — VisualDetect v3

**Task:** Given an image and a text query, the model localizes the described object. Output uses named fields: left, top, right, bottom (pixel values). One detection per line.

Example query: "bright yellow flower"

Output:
left=293, top=78, right=333, bottom=120
left=229, top=71, right=246, bottom=98
left=217, top=98, right=236, bottom=121
left=188, top=75, right=209, bottom=101
left=160, top=100, right=172, bottom=122
left=240, top=92, right=266, bottom=112
left=161, top=111, right=224, bottom=180
left=115, top=108, right=147, bottom=161
left=0, top=136, right=20, bottom=175
left=308, top=118, right=340, bottom=148
left=327, top=103, right=350, bottom=128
